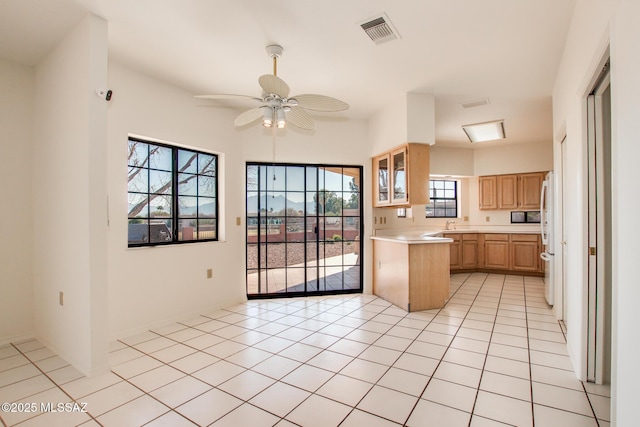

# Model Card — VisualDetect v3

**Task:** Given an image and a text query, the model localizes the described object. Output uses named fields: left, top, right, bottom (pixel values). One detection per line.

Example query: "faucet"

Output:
left=445, top=220, right=457, bottom=230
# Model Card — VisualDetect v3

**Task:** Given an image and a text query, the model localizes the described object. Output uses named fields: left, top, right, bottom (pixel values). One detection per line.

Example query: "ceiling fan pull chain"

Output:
left=272, top=126, right=276, bottom=162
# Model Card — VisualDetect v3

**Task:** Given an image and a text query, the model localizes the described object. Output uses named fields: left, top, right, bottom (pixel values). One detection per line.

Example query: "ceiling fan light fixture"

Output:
left=462, top=120, right=506, bottom=143
left=276, top=108, right=286, bottom=128
left=197, top=43, right=348, bottom=132
left=263, top=107, right=274, bottom=128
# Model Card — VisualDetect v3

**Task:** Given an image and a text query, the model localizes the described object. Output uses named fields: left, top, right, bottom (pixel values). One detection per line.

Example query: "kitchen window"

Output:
left=127, top=137, right=218, bottom=247
left=425, top=179, right=458, bottom=218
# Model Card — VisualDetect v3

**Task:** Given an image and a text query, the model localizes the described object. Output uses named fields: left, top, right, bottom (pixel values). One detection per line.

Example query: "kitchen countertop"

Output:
left=370, top=233, right=453, bottom=244
left=371, top=227, right=541, bottom=243
left=438, top=228, right=540, bottom=234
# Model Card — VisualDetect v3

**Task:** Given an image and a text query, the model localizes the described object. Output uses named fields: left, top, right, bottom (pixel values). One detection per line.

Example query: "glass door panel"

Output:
left=392, top=148, right=407, bottom=203
left=246, top=163, right=363, bottom=298
left=376, top=155, right=390, bottom=204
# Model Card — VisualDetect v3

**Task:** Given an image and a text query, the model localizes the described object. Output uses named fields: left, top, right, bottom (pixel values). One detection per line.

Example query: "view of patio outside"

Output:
left=246, top=164, right=362, bottom=296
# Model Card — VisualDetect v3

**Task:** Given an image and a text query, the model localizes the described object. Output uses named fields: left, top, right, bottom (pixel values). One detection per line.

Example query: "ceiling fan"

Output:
left=196, top=44, right=349, bottom=131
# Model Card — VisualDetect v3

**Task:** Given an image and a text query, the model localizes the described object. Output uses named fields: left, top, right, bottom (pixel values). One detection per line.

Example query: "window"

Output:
left=425, top=180, right=458, bottom=218
left=246, top=163, right=363, bottom=297
left=127, top=137, right=218, bottom=247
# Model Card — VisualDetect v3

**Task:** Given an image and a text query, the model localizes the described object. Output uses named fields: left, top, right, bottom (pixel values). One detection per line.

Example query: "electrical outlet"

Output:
left=59, top=291, right=64, bottom=306
left=464, top=216, right=469, bottom=222
left=207, top=268, right=213, bottom=279
left=485, top=216, right=491, bottom=222
left=236, top=217, right=241, bottom=226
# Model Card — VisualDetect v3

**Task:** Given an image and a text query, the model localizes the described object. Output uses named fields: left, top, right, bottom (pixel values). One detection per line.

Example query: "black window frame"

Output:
left=245, top=162, right=364, bottom=298
left=127, top=136, right=219, bottom=247
left=425, top=179, right=458, bottom=218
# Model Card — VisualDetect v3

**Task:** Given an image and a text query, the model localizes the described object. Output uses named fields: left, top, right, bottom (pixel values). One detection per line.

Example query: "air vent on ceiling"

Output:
left=460, top=98, right=490, bottom=109
left=360, top=13, right=400, bottom=45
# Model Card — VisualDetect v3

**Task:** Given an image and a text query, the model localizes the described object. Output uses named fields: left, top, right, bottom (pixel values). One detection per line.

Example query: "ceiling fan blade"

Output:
left=286, top=107, right=315, bottom=131
left=258, top=74, right=290, bottom=98
left=292, top=94, right=349, bottom=112
left=234, top=107, right=264, bottom=127
left=195, top=94, right=262, bottom=102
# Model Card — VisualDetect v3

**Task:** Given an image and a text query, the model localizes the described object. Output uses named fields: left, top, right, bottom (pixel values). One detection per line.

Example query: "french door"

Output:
left=586, top=59, right=612, bottom=384
left=246, top=163, right=363, bottom=298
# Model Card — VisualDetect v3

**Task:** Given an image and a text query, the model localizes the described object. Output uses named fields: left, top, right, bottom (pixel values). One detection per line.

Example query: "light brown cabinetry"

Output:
left=482, top=234, right=510, bottom=270
left=519, top=173, right=546, bottom=209
left=478, top=176, right=498, bottom=210
left=372, top=238, right=450, bottom=311
left=446, top=233, right=477, bottom=271
left=373, top=143, right=430, bottom=207
left=498, top=175, right=518, bottom=209
left=446, top=234, right=461, bottom=270
left=510, top=234, right=540, bottom=272
left=477, top=233, right=544, bottom=275
left=461, top=234, right=478, bottom=269
left=479, top=172, right=546, bottom=211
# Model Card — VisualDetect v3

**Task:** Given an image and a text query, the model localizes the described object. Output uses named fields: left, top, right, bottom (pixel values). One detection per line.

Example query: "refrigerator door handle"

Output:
left=540, top=180, right=549, bottom=246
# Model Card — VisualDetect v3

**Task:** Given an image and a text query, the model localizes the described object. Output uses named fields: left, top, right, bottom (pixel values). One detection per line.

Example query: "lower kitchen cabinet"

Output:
left=446, top=233, right=478, bottom=272
left=372, top=238, right=451, bottom=311
left=461, top=234, right=478, bottom=269
left=510, top=234, right=540, bottom=272
left=483, top=234, right=510, bottom=270
left=445, top=234, right=461, bottom=270
left=448, top=232, right=542, bottom=276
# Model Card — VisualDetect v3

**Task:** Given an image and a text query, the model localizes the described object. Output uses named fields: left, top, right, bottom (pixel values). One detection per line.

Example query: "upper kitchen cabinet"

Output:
left=519, top=172, right=546, bottom=209
left=479, top=171, right=546, bottom=211
left=478, top=176, right=498, bottom=210
left=498, top=174, right=518, bottom=209
left=374, top=154, right=391, bottom=205
left=373, top=143, right=430, bottom=207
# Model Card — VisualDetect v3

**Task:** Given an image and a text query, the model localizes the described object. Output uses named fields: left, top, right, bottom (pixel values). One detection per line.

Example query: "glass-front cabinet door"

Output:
left=375, top=154, right=390, bottom=206
left=391, top=147, right=407, bottom=204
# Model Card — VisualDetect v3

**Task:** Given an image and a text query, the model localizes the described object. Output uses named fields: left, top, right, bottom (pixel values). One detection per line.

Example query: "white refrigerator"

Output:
left=540, top=171, right=554, bottom=305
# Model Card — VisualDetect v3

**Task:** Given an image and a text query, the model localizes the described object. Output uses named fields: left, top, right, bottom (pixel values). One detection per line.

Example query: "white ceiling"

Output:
left=0, top=0, right=576, bottom=147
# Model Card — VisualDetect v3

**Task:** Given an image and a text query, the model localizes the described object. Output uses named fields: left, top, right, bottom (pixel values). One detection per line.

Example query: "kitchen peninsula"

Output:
left=371, top=232, right=453, bottom=312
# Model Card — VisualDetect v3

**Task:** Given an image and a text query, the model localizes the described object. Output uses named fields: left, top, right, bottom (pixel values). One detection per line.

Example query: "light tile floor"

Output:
left=1, top=273, right=611, bottom=426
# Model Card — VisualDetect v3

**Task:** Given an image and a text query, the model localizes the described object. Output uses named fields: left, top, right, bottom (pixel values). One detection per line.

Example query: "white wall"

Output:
left=107, top=62, right=244, bottom=339
left=430, top=146, right=474, bottom=176
left=552, top=0, right=612, bottom=383
left=32, top=14, right=109, bottom=376
left=0, top=60, right=35, bottom=345
left=552, top=0, right=640, bottom=424
left=368, top=93, right=411, bottom=155
left=608, top=1, right=640, bottom=423
left=474, top=140, right=553, bottom=176
left=106, top=64, right=371, bottom=336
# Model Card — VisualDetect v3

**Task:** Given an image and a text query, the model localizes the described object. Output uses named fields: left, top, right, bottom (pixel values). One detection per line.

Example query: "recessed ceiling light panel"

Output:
left=459, top=98, right=490, bottom=108
left=462, top=120, right=506, bottom=143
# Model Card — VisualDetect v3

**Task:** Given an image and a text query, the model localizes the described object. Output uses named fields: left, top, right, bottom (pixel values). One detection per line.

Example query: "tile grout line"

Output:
left=400, top=273, right=497, bottom=426
left=8, top=342, right=104, bottom=427
left=522, top=276, right=536, bottom=427
left=466, top=273, right=509, bottom=427
left=1, top=275, right=605, bottom=427
left=112, top=292, right=406, bottom=425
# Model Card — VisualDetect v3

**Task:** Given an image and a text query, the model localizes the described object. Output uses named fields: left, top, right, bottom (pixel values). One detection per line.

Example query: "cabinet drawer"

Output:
left=511, top=234, right=538, bottom=242
left=443, top=233, right=461, bottom=241
left=462, top=234, right=477, bottom=241
left=484, top=234, right=509, bottom=241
